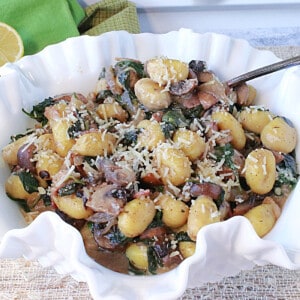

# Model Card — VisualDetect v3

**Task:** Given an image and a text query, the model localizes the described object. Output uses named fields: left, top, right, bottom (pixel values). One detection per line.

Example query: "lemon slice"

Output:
left=0, top=22, right=24, bottom=67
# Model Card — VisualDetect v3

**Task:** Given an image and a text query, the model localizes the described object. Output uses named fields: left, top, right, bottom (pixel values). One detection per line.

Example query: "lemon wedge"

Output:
left=0, top=22, right=24, bottom=67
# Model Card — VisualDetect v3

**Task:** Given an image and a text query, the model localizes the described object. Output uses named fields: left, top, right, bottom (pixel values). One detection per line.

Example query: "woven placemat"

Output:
left=0, top=45, right=299, bottom=299
left=0, top=259, right=299, bottom=299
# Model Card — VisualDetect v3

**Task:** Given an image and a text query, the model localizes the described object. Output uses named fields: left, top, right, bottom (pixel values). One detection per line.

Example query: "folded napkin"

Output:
left=79, top=0, right=140, bottom=36
left=0, top=0, right=85, bottom=55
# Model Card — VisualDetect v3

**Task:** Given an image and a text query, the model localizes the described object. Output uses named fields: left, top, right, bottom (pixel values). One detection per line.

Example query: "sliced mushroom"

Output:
left=93, top=225, right=125, bottom=250
left=217, top=132, right=233, bottom=146
left=232, top=193, right=264, bottom=216
left=162, top=252, right=183, bottom=269
left=140, top=226, right=167, bottom=240
left=169, top=79, right=197, bottom=96
left=188, top=60, right=207, bottom=75
left=219, top=200, right=232, bottom=220
left=199, top=79, right=227, bottom=101
left=87, top=211, right=115, bottom=223
left=174, top=91, right=201, bottom=109
left=53, top=93, right=88, bottom=104
left=86, top=183, right=126, bottom=215
left=232, top=199, right=256, bottom=216
left=198, top=71, right=214, bottom=83
left=17, top=143, right=36, bottom=173
left=87, top=212, right=117, bottom=236
left=96, top=158, right=136, bottom=187
left=197, top=91, right=218, bottom=110
left=190, top=182, right=223, bottom=200
left=271, top=150, right=285, bottom=164
left=105, top=165, right=135, bottom=187
left=234, top=82, right=256, bottom=106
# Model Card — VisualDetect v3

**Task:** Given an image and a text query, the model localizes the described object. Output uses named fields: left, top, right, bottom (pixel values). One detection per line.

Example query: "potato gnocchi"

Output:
left=2, top=57, right=298, bottom=275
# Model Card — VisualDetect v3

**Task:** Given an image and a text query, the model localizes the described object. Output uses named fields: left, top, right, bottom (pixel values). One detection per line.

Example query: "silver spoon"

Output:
left=226, top=55, right=300, bottom=88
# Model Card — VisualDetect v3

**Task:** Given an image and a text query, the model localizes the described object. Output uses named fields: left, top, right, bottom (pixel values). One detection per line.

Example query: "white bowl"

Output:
left=0, top=28, right=300, bottom=300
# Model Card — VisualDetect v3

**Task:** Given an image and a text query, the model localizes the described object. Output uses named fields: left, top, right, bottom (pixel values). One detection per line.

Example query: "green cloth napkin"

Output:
left=0, top=0, right=85, bottom=55
left=79, top=0, right=140, bottom=36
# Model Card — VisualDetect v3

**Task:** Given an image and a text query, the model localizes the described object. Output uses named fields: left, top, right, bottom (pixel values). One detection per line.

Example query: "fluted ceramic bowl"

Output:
left=0, top=29, right=299, bottom=300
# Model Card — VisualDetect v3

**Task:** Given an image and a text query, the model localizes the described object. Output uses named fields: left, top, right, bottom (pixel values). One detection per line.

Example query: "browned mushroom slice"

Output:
left=86, top=184, right=127, bottom=215
left=188, top=68, right=197, bottom=80
left=232, top=199, right=257, bottom=216
left=215, top=131, right=233, bottom=146
left=190, top=182, right=223, bottom=200
left=188, top=60, right=207, bottom=75
left=235, top=83, right=249, bottom=106
left=17, top=143, right=37, bottom=173
left=232, top=192, right=265, bottom=216
left=162, top=252, right=183, bottom=269
left=140, top=226, right=167, bottom=240
left=105, top=165, right=136, bottom=187
left=199, top=79, right=227, bottom=101
left=87, top=211, right=117, bottom=236
left=197, top=91, right=218, bottom=110
left=53, top=93, right=88, bottom=103
left=271, top=150, right=285, bottom=164
left=81, top=223, right=129, bottom=273
left=169, top=79, right=198, bottom=96
left=235, top=82, right=256, bottom=106
left=177, top=93, right=201, bottom=109
left=198, top=71, right=215, bottom=83
left=96, top=158, right=136, bottom=187
left=93, top=226, right=125, bottom=250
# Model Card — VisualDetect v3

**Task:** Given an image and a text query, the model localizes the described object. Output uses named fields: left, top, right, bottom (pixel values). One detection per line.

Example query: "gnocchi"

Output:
left=51, top=118, right=76, bottom=157
left=5, top=173, right=36, bottom=201
left=211, top=111, right=246, bottom=150
left=155, top=144, right=192, bottom=186
left=2, top=135, right=32, bottom=166
left=187, top=195, right=220, bottom=241
left=146, top=58, right=189, bottom=85
left=72, top=131, right=117, bottom=156
left=261, top=117, right=297, bottom=153
left=244, top=148, right=276, bottom=195
left=134, top=78, right=172, bottom=110
left=35, top=150, right=64, bottom=180
left=2, top=57, right=298, bottom=275
left=126, top=243, right=149, bottom=270
left=244, top=197, right=280, bottom=237
left=238, top=108, right=273, bottom=134
left=96, top=101, right=128, bottom=122
left=173, top=128, right=206, bottom=161
left=53, top=194, right=93, bottom=219
left=137, top=119, right=165, bottom=151
left=156, top=194, right=189, bottom=228
left=118, top=197, right=156, bottom=238
left=179, top=241, right=196, bottom=259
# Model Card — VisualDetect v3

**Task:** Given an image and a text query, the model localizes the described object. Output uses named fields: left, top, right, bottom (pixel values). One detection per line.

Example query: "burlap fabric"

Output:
left=1, top=46, right=299, bottom=299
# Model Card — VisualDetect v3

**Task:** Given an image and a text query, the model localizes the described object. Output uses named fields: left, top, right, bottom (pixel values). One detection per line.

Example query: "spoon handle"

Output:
left=227, top=55, right=300, bottom=88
